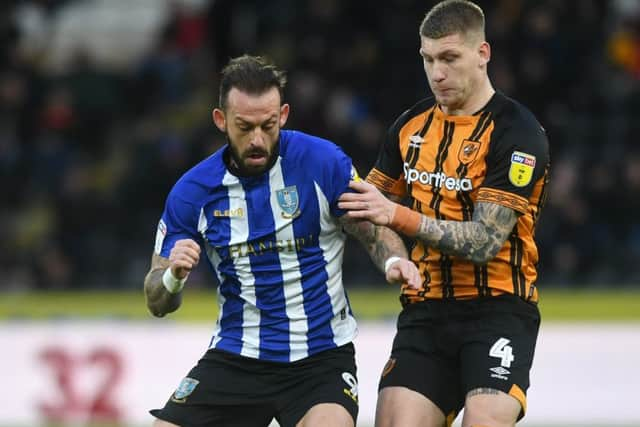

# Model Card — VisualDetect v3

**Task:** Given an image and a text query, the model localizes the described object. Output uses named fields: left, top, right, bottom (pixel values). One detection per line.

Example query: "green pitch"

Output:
left=0, top=287, right=638, bottom=322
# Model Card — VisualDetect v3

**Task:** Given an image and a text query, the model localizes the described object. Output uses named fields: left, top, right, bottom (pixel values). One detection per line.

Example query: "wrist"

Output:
left=162, top=267, right=187, bottom=294
left=384, top=256, right=402, bottom=274
left=389, top=205, right=421, bottom=237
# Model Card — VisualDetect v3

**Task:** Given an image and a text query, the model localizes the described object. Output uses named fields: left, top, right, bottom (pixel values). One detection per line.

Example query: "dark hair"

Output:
left=419, top=0, right=485, bottom=41
left=218, top=55, right=287, bottom=110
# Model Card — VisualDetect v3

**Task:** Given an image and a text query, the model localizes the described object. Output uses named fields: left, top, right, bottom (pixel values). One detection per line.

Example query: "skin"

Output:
left=420, top=32, right=494, bottom=116
left=340, top=30, right=523, bottom=427
left=145, top=86, right=421, bottom=427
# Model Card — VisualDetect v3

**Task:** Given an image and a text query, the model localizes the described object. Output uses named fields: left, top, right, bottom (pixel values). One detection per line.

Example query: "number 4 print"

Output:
left=489, top=338, right=515, bottom=368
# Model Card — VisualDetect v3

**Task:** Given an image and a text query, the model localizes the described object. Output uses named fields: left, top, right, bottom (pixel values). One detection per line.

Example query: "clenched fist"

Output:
left=169, top=239, right=201, bottom=280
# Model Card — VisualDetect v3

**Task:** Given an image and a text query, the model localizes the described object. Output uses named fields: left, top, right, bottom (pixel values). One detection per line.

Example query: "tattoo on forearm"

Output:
left=467, top=388, right=501, bottom=398
left=144, top=254, right=182, bottom=317
left=416, top=202, right=518, bottom=264
left=341, top=217, right=408, bottom=272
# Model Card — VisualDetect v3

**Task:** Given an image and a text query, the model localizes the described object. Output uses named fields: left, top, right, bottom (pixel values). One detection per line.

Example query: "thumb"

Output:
left=172, top=266, right=191, bottom=280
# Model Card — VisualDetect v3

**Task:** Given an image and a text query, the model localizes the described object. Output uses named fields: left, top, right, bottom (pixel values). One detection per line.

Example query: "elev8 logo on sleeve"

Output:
left=403, top=163, right=473, bottom=191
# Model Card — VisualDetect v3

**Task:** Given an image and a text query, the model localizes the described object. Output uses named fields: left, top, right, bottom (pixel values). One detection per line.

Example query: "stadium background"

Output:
left=1, top=0, right=639, bottom=426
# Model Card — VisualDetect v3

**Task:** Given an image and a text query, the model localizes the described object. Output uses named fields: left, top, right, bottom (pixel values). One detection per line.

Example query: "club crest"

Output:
left=458, top=139, right=481, bottom=164
left=171, top=377, right=200, bottom=403
left=276, top=186, right=301, bottom=219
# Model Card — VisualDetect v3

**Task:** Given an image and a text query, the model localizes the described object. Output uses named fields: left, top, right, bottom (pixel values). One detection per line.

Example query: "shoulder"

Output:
left=170, top=148, right=227, bottom=202
left=389, top=97, right=436, bottom=132
left=491, top=93, right=547, bottom=139
left=280, top=129, right=350, bottom=163
left=488, top=93, right=549, bottom=155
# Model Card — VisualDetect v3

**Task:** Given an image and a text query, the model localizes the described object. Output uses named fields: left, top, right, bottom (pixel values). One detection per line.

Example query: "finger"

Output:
left=171, top=258, right=195, bottom=271
left=409, top=270, right=422, bottom=289
left=173, top=246, right=200, bottom=261
left=343, top=210, right=370, bottom=220
left=338, top=192, right=365, bottom=203
left=399, top=264, right=421, bottom=289
left=176, top=239, right=201, bottom=253
left=348, top=180, right=368, bottom=191
left=338, top=201, right=366, bottom=211
left=170, top=249, right=200, bottom=267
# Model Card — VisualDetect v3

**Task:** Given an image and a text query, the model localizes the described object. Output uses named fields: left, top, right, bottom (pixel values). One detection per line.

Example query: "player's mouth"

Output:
left=245, top=151, right=268, bottom=166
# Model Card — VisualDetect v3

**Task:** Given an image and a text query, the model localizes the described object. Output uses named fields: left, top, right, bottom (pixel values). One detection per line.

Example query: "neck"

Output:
left=442, top=78, right=495, bottom=116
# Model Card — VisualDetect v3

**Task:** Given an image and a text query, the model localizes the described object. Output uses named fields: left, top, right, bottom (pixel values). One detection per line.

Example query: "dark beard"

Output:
left=224, top=134, right=280, bottom=177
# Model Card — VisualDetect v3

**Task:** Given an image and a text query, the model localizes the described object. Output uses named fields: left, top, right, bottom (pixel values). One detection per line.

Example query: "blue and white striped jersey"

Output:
left=154, top=130, right=359, bottom=362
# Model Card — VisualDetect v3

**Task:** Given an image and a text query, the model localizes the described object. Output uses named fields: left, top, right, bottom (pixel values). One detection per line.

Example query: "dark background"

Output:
left=2, top=0, right=639, bottom=291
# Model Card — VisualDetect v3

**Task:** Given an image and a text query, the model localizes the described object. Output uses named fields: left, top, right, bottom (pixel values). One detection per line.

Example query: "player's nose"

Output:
left=248, top=128, right=267, bottom=146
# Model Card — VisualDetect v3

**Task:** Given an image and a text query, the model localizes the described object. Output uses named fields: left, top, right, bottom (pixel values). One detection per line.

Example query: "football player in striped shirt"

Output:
left=339, top=1, right=549, bottom=426
left=144, top=55, right=420, bottom=427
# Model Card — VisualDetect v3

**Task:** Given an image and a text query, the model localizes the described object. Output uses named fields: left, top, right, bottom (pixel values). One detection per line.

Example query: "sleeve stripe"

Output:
left=476, top=188, right=528, bottom=214
left=366, top=168, right=403, bottom=195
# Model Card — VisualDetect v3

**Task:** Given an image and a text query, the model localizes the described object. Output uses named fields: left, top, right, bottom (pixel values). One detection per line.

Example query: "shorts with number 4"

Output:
left=151, top=343, right=358, bottom=427
left=379, top=294, right=540, bottom=421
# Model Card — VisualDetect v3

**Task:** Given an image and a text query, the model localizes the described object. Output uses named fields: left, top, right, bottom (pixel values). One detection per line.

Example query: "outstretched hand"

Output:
left=338, top=181, right=397, bottom=226
left=385, top=258, right=422, bottom=289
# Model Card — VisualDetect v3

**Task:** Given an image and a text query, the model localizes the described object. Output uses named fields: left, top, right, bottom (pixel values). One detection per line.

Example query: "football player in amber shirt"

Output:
left=339, top=1, right=549, bottom=427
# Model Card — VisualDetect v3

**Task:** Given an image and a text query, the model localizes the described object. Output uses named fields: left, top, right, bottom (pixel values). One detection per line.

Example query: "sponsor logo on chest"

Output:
left=403, top=162, right=473, bottom=191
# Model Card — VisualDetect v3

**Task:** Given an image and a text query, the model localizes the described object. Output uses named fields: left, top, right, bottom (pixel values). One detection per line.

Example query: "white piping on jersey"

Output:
left=212, top=171, right=261, bottom=358
left=198, top=207, right=226, bottom=349
left=269, top=157, right=308, bottom=361
left=314, top=182, right=358, bottom=346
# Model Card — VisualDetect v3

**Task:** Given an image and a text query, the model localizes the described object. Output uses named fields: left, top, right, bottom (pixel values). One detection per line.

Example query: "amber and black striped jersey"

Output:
left=367, top=92, right=550, bottom=302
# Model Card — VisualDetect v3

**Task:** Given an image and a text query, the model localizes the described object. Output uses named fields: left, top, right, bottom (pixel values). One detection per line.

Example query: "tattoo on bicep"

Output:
left=416, top=202, right=518, bottom=263
left=466, top=388, right=502, bottom=398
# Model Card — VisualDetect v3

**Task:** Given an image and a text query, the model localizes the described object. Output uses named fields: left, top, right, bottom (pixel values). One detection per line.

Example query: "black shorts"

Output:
left=378, top=294, right=540, bottom=421
left=151, top=343, right=358, bottom=427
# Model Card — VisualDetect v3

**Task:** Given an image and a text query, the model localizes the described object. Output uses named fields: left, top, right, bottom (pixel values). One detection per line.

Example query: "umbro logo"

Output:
left=489, top=366, right=510, bottom=380
left=490, top=366, right=510, bottom=376
left=409, top=135, right=423, bottom=148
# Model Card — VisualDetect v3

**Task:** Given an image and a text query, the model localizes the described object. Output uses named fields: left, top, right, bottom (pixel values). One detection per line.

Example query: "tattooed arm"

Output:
left=144, top=253, right=182, bottom=317
left=415, top=202, right=517, bottom=264
left=339, top=216, right=421, bottom=288
left=338, top=181, right=518, bottom=264
left=144, top=239, right=200, bottom=317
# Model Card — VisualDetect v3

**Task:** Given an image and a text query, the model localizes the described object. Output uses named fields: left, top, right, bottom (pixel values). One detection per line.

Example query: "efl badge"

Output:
left=509, top=151, right=536, bottom=187
left=350, top=165, right=361, bottom=182
left=458, top=139, right=481, bottom=164
left=171, top=377, right=200, bottom=403
left=276, top=186, right=301, bottom=219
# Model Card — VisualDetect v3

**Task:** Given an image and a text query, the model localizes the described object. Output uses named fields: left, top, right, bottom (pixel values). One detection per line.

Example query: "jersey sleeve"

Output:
left=366, top=112, right=408, bottom=197
left=477, top=117, right=550, bottom=214
left=325, top=145, right=360, bottom=217
left=153, top=185, right=200, bottom=257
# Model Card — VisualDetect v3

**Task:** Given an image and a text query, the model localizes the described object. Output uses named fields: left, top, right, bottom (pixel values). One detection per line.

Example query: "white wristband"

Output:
left=162, top=268, right=187, bottom=294
left=384, top=256, right=402, bottom=273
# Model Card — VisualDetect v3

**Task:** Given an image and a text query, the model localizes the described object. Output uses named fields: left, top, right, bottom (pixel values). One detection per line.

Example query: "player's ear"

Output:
left=279, top=103, right=290, bottom=127
left=212, top=108, right=226, bottom=132
left=478, top=41, right=491, bottom=66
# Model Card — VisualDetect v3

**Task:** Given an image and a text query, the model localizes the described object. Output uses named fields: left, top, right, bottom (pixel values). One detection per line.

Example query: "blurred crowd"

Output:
left=1, top=0, right=639, bottom=290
